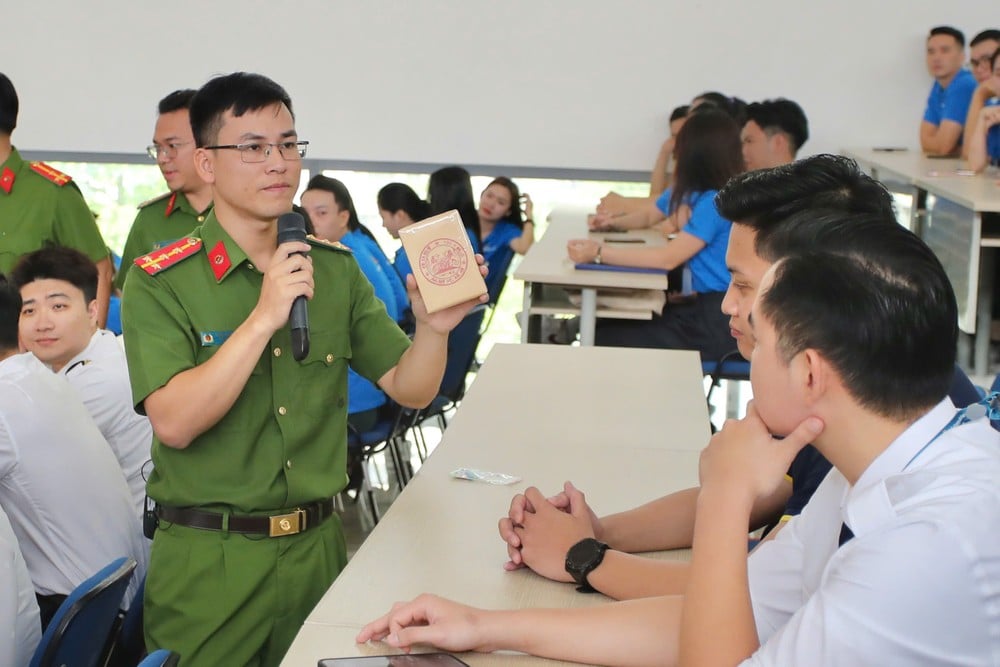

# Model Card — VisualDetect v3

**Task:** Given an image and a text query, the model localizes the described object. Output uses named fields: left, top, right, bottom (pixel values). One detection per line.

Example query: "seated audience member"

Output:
left=427, top=165, right=482, bottom=251
left=965, top=46, right=1000, bottom=172
left=740, top=98, right=809, bottom=171
left=12, top=246, right=152, bottom=518
left=499, top=155, right=894, bottom=600
left=358, top=214, right=1000, bottom=666
left=477, top=176, right=534, bottom=301
left=0, top=503, right=40, bottom=666
left=377, top=182, right=431, bottom=282
left=691, top=90, right=748, bottom=123
left=962, top=30, right=1000, bottom=157
left=300, top=175, right=408, bottom=431
left=921, top=26, right=977, bottom=156
left=0, top=275, right=146, bottom=629
left=570, top=108, right=743, bottom=360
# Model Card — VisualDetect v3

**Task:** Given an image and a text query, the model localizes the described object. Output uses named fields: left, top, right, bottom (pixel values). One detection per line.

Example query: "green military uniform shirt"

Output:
left=0, top=147, right=108, bottom=273
left=115, top=191, right=212, bottom=291
left=122, top=211, right=411, bottom=513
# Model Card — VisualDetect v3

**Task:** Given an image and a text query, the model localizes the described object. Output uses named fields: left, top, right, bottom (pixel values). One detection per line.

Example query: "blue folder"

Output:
left=574, top=263, right=668, bottom=275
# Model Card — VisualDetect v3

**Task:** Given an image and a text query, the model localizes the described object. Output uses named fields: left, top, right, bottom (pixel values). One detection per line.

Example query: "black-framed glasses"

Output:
left=203, top=140, right=309, bottom=163
left=971, top=55, right=994, bottom=69
left=146, top=142, right=191, bottom=160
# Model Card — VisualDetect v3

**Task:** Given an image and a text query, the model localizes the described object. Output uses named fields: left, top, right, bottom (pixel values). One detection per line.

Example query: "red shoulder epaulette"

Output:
left=306, top=234, right=353, bottom=253
left=29, top=162, right=73, bottom=186
left=135, top=237, right=203, bottom=275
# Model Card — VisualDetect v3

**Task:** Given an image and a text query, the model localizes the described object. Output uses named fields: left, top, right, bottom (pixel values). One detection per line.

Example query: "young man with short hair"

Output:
left=0, top=72, right=112, bottom=325
left=116, top=89, right=214, bottom=292
left=123, top=72, right=487, bottom=666
left=963, top=29, right=1000, bottom=160
left=921, top=26, right=978, bottom=156
left=0, top=274, right=146, bottom=630
left=740, top=98, right=809, bottom=171
left=12, top=246, right=152, bottom=517
left=357, top=194, right=1000, bottom=667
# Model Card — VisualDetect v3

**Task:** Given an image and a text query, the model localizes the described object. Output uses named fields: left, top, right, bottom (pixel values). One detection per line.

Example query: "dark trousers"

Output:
left=36, top=592, right=68, bottom=630
left=594, top=291, right=733, bottom=362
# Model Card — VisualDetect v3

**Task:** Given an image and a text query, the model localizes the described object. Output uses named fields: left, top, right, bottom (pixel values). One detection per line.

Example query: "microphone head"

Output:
left=277, top=211, right=307, bottom=245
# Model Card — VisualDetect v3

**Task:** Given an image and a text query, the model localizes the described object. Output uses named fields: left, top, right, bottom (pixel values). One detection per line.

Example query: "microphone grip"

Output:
left=277, top=211, right=311, bottom=361
left=291, top=315, right=309, bottom=361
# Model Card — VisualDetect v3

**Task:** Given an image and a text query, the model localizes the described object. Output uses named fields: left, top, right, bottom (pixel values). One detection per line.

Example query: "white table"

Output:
left=513, top=208, right=669, bottom=345
left=281, top=343, right=709, bottom=666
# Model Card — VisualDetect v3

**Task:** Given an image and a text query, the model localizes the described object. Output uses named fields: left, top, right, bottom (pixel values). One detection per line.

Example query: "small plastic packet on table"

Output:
left=450, top=468, right=522, bottom=485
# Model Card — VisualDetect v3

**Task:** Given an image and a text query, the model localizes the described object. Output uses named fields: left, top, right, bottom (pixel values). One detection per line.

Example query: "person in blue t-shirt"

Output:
left=376, top=182, right=430, bottom=285
left=300, top=175, right=408, bottom=431
left=921, top=26, right=978, bottom=156
left=427, top=165, right=483, bottom=255
left=566, top=108, right=742, bottom=361
left=967, top=46, right=1000, bottom=173
left=477, top=176, right=535, bottom=302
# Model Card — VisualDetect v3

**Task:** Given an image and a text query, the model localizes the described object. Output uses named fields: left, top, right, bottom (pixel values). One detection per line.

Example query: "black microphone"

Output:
left=276, top=212, right=310, bottom=361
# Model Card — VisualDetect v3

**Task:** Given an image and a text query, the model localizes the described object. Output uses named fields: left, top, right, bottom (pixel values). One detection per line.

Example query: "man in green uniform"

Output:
left=115, top=89, right=213, bottom=292
left=0, top=72, right=112, bottom=324
left=122, top=72, right=487, bottom=667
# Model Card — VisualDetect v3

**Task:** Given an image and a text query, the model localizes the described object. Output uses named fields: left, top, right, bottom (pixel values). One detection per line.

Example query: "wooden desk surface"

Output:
left=281, top=344, right=708, bottom=666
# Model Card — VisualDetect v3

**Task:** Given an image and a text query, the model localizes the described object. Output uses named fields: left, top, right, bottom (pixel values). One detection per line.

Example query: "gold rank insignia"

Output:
left=135, top=237, right=203, bottom=275
left=306, top=234, right=353, bottom=253
left=29, top=162, right=73, bottom=186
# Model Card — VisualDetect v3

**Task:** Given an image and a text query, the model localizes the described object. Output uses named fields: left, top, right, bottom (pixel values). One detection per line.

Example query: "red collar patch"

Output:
left=0, top=167, right=13, bottom=194
left=165, top=192, right=177, bottom=217
left=208, top=241, right=232, bottom=281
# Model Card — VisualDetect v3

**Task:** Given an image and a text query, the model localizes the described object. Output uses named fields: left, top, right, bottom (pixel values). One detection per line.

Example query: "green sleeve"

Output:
left=121, top=269, right=198, bottom=412
left=53, top=183, right=109, bottom=263
left=348, top=259, right=411, bottom=384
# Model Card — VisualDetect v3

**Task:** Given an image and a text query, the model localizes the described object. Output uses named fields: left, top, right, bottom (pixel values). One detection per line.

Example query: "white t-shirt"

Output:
left=0, top=352, right=147, bottom=605
left=59, top=329, right=152, bottom=516
left=0, top=504, right=39, bottom=667
left=744, top=399, right=1000, bottom=666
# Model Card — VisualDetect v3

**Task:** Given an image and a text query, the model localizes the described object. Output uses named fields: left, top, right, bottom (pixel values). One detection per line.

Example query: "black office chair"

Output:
left=30, top=556, right=137, bottom=667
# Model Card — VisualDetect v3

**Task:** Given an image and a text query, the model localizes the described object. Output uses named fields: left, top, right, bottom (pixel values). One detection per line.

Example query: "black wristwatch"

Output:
left=565, top=537, right=610, bottom=593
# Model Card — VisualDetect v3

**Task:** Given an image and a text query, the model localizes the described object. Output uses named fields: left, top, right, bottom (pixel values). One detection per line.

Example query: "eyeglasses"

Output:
left=203, top=140, right=309, bottom=163
left=146, top=142, right=191, bottom=160
left=971, top=55, right=995, bottom=68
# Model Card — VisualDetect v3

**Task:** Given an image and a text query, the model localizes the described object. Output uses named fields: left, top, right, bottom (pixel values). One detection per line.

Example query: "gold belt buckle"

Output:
left=268, top=508, right=307, bottom=537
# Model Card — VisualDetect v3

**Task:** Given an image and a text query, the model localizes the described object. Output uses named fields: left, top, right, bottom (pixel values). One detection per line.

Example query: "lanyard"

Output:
left=902, top=392, right=1000, bottom=471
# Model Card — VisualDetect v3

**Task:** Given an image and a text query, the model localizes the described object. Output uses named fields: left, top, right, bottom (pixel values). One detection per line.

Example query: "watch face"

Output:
left=566, top=538, right=605, bottom=575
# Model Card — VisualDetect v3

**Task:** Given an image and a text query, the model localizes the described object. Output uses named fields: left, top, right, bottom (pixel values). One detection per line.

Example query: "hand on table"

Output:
left=357, top=593, right=495, bottom=654
left=567, top=239, right=601, bottom=263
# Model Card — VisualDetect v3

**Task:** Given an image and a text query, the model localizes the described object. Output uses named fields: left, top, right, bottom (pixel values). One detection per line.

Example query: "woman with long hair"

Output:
left=477, top=176, right=534, bottom=301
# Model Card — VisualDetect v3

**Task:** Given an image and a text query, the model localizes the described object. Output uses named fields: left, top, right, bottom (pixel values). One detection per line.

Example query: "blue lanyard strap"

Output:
left=902, top=392, right=1000, bottom=470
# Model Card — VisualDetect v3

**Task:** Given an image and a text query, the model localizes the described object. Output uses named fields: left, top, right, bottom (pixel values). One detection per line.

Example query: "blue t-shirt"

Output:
left=654, top=189, right=731, bottom=293
left=340, top=229, right=406, bottom=415
left=923, top=69, right=977, bottom=132
left=986, top=97, right=1000, bottom=166
left=482, top=221, right=522, bottom=302
left=352, top=231, right=409, bottom=317
left=393, top=229, right=482, bottom=282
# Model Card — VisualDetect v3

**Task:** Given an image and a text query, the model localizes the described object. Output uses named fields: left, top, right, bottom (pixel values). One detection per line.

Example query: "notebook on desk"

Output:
left=574, top=263, right=668, bottom=275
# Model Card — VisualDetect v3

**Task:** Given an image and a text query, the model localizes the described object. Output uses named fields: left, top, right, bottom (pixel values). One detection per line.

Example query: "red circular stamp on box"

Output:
left=418, top=238, right=468, bottom=286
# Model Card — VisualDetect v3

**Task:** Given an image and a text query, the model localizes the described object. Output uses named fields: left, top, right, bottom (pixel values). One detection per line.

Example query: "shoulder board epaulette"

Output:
left=307, top=234, right=353, bottom=253
left=134, top=237, right=203, bottom=275
left=29, top=162, right=73, bottom=186
left=137, top=192, right=172, bottom=209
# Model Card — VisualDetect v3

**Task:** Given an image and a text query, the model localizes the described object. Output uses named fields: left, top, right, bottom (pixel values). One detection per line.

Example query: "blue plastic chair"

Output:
left=105, top=575, right=145, bottom=667
left=347, top=401, right=419, bottom=525
left=137, top=649, right=180, bottom=667
left=30, top=556, right=137, bottom=667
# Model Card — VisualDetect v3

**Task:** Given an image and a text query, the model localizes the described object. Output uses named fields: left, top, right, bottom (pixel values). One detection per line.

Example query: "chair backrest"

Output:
left=137, top=649, right=180, bottom=667
left=30, top=556, right=137, bottom=667
left=439, top=304, right=487, bottom=403
left=949, top=364, right=984, bottom=408
left=105, top=575, right=145, bottom=667
left=484, top=244, right=517, bottom=305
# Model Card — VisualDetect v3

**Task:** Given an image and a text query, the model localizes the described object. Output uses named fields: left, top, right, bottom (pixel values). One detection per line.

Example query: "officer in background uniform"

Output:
left=122, top=72, right=488, bottom=667
left=0, top=72, right=112, bottom=325
left=115, top=89, right=213, bottom=292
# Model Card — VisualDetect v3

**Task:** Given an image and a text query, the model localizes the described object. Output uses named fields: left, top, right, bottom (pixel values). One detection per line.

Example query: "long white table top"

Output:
left=281, top=343, right=710, bottom=666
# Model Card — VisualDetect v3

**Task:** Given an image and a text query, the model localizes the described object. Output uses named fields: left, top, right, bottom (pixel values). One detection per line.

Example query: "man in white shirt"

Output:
left=0, top=275, right=147, bottom=628
left=355, top=169, right=1000, bottom=666
left=0, top=503, right=39, bottom=666
left=12, top=246, right=151, bottom=516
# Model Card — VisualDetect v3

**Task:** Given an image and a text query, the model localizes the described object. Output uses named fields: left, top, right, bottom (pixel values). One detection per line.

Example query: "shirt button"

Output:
left=286, top=460, right=292, bottom=469
left=197, top=215, right=205, bottom=222
left=278, top=406, right=287, bottom=416
left=325, top=354, right=334, bottom=363
left=273, top=347, right=282, bottom=357
left=247, top=264, right=255, bottom=271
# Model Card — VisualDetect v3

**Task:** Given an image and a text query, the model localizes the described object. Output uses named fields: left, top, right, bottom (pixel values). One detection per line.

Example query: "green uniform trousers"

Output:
left=144, top=513, right=347, bottom=666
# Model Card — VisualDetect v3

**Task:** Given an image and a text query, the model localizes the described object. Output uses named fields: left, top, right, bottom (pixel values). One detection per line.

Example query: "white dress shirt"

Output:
left=745, top=399, right=1000, bottom=666
left=0, top=352, right=147, bottom=606
left=59, top=329, right=152, bottom=517
left=0, top=504, right=39, bottom=667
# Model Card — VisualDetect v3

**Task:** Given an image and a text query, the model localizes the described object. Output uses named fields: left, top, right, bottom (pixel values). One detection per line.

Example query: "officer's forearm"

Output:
left=379, top=325, right=448, bottom=409
left=95, top=257, right=112, bottom=328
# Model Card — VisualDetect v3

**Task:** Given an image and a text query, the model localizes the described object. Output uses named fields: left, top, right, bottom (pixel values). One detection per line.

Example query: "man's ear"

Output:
left=796, top=348, right=831, bottom=406
left=193, top=147, right=215, bottom=185
left=86, top=299, right=99, bottom=327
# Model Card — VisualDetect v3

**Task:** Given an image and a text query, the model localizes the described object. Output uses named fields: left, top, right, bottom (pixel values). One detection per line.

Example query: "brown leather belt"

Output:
left=157, top=499, right=335, bottom=537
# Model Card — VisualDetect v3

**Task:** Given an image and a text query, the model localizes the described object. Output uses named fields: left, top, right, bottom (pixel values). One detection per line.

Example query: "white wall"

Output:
left=5, top=1, right=994, bottom=175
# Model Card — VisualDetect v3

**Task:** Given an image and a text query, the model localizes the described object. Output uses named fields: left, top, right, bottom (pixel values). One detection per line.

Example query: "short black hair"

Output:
left=670, top=104, right=690, bottom=123
left=970, top=29, right=1000, bottom=47
left=744, top=98, right=810, bottom=154
left=760, top=220, right=957, bottom=421
left=692, top=91, right=747, bottom=126
left=0, top=274, right=21, bottom=351
left=11, top=246, right=99, bottom=303
left=929, top=26, right=965, bottom=48
left=716, top=154, right=895, bottom=259
left=0, top=72, right=18, bottom=135
left=378, top=183, right=430, bottom=221
left=189, top=72, right=294, bottom=147
left=158, top=89, right=198, bottom=115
